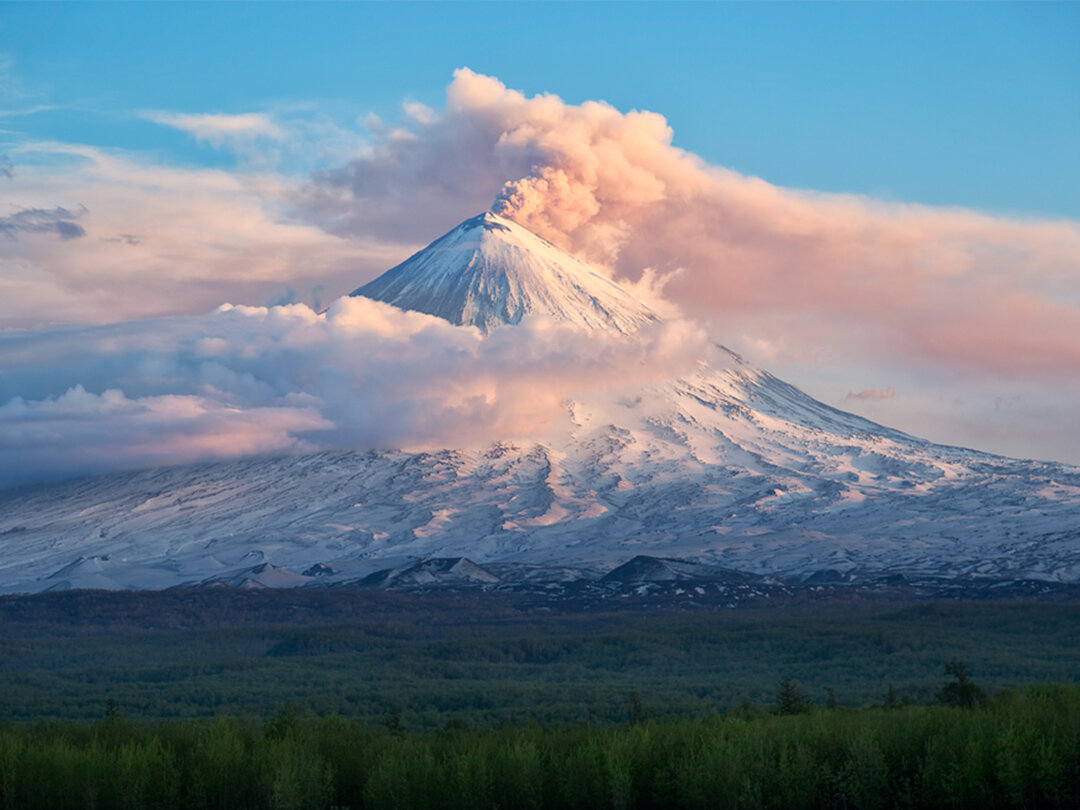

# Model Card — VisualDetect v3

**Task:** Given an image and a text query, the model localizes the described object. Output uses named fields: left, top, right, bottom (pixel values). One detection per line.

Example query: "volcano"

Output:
left=1, top=212, right=1079, bottom=593
left=351, top=211, right=658, bottom=334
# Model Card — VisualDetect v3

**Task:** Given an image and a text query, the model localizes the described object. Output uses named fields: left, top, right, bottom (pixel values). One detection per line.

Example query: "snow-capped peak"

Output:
left=351, top=211, right=659, bottom=333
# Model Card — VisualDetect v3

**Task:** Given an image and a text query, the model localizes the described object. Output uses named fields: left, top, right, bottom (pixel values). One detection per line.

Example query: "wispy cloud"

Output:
left=0, top=104, right=59, bottom=119
left=402, top=100, right=438, bottom=126
left=0, top=205, right=86, bottom=240
left=0, top=141, right=404, bottom=327
left=138, top=103, right=372, bottom=175
left=845, top=388, right=895, bottom=402
left=143, top=111, right=285, bottom=145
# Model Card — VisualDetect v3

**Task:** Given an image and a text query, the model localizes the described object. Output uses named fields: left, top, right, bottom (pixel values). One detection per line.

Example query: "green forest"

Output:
left=2, top=600, right=1079, bottom=808
left=2, top=683, right=1079, bottom=809
left=1, top=602, right=1078, bottom=726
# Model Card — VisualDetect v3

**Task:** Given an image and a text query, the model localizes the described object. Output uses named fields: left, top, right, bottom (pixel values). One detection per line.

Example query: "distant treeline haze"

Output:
left=5, top=603, right=1080, bottom=726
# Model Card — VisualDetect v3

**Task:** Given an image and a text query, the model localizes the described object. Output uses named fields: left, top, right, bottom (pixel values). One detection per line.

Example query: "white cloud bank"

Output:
left=0, top=298, right=708, bottom=486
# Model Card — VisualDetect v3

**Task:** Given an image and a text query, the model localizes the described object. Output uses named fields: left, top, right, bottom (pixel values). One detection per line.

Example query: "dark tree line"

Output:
left=0, top=681, right=1077, bottom=809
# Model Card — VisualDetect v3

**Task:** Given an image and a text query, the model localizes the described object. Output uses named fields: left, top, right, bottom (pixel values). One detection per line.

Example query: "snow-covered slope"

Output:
left=351, top=211, right=658, bottom=333
left=1, top=212, right=1079, bottom=593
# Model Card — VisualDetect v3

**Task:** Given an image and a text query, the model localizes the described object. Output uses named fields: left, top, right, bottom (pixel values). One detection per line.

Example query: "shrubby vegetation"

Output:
left=0, top=683, right=1078, bottom=809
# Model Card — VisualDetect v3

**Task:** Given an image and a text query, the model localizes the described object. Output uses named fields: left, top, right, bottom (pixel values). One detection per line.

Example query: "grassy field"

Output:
left=1, top=600, right=1078, bottom=727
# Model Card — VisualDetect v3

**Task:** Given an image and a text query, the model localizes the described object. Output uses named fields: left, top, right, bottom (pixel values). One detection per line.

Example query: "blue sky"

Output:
left=4, top=2, right=1078, bottom=217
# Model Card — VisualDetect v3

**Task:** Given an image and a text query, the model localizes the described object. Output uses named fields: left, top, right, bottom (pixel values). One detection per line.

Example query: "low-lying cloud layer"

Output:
left=0, top=298, right=708, bottom=486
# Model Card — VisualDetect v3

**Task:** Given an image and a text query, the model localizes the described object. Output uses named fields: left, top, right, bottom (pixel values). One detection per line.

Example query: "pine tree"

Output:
left=937, top=660, right=987, bottom=708
left=628, top=691, right=645, bottom=725
left=385, top=702, right=402, bottom=733
left=774, top=678, right=808, bottom=715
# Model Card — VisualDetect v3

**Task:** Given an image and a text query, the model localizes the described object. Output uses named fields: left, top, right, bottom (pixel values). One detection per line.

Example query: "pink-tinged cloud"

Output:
left=0, top=142, right=408, bottom=327
left=0, top=297, right=709, bottom=486
left=0, top=384, right=328, bottom=482
left=845, top=388, right=895, bottom=402
left=302, top=68, right=1080, bottom=383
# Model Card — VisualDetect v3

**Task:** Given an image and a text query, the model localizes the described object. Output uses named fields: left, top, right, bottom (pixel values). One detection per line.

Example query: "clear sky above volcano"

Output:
left=2, top=2, right=1080, bottom=467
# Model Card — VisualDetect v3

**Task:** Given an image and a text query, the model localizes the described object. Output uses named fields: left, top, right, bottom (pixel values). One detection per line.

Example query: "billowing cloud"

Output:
left=300, top=68, right=1080, bottom=384
left=0, top=297, right=709, bottom=486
